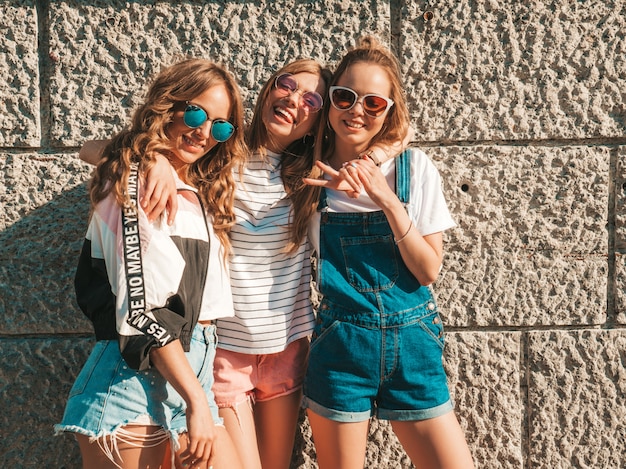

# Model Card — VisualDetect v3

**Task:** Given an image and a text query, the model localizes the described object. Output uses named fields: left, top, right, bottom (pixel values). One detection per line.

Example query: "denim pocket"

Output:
left=68, top=341, right=109, bottom=399
left=418, top=310, right=445, bottom=349
left=310, top=314, right=340, bottom=351
left=190, top=334, right=216, bottom=389
left=340, top=234, right=399, bottom=292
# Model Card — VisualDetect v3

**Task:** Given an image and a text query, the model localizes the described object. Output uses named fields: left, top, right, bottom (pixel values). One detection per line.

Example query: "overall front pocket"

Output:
left=340, top=234, right=399, bottom=293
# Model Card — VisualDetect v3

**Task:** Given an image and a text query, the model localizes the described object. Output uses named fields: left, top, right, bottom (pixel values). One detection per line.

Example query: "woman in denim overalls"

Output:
left=302, top=37, right=475, bottom=469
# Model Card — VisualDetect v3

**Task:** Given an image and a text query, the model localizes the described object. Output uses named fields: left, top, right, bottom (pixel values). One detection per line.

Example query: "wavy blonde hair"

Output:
left=313, top=36, right=410, bottom=163
left=247, top=59, right=332, bottom=253
left=89, top=58, right=247, bottom=255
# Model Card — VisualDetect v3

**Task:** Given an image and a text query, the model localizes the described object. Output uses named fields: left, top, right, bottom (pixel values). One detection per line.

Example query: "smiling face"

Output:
left=328, top=61, right=392, bottom=158
left=166, top=83, right=233, bottom=170
left=261, top=71, right=326, bottom=152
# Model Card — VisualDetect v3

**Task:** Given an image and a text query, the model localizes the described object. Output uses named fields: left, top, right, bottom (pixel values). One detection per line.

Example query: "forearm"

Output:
left=151, top=339, right=218, bottom=466
left=382, top=200, right=443, bottom=286
left=150, top=340, right=210, bottom=412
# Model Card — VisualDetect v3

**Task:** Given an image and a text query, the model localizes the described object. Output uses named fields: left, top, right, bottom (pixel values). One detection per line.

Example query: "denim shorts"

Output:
left=54, top=323, right=221, bottom=441
left=302, top=302, right=453, bottom=423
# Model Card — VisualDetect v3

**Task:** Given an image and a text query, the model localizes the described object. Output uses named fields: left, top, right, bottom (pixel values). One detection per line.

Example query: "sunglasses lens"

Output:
left=211, top=120, right=235, bottom=142
left=331, top=88, right=357, bottom=110
left=363, top=95, right=390, bottom=117
left=276, top=74, right=297, bottom=93
left=302, top=92, right=323, bottom=112
left=183, top=105, right=207, bottom=128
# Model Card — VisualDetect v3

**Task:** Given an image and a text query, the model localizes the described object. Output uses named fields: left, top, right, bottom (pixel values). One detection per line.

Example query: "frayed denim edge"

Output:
left=54, top=422, right=182, bottom=468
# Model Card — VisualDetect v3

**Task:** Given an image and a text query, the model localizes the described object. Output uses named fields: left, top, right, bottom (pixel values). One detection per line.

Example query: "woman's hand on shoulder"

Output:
left=141, top=153, right=178, bottom=224
left=363, top=126, right=415, bottom=166
left=79, top=139, right=109, bottom=165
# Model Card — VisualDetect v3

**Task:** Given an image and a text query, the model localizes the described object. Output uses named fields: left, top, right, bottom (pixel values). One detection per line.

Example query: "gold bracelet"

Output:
left=394, top=221, right=413, bottom=244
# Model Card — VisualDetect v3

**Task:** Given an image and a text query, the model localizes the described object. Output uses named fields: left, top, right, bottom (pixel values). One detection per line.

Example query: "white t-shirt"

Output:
left=309, top=147, right=456, bottom=254
left=216, top=151, right=315, bottom=354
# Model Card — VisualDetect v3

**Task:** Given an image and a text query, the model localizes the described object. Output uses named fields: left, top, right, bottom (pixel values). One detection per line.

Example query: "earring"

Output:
left=302, top=134, right=315, bottom=147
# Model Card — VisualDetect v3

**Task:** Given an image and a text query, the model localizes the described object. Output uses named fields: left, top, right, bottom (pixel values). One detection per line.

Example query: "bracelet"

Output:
left=359, top=149, right=382, bottom=167
left=394, top=221, right=413, bottom=244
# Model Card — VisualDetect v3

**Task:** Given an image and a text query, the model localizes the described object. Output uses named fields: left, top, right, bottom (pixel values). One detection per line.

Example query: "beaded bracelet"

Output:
left=394, top=222, right=413, bottom=244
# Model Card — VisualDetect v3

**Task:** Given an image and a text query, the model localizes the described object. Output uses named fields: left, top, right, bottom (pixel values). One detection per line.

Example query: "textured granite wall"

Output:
left=1, top=0, right=624, bottom=467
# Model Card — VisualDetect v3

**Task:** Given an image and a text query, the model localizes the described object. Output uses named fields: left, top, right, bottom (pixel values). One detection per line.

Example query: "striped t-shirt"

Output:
left=216, top=151, right=315, bottom=354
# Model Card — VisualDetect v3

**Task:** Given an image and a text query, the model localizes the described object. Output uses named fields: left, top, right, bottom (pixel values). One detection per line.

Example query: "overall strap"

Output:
left=395, top=149, right=411, bottom=204
left=317, top=186, right=328, bottom=211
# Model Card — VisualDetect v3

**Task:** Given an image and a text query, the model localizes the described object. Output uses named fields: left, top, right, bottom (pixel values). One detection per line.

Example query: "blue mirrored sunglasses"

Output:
left=183, top=103, right=236, bottom=142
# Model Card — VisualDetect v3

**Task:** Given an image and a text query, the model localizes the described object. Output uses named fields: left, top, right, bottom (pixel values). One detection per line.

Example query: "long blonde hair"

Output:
left=89, top=58, right=247, bottom=254
left=314, top=36, right=410, bottom=163
left=247, top=59, right=332, bottom=253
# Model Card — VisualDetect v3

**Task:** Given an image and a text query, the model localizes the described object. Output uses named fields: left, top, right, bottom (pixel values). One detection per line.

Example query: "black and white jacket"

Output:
left=75, top=169, right=233, bottom=370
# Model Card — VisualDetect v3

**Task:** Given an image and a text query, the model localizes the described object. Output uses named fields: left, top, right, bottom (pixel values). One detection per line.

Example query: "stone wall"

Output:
left=1, top=0, right=624, bottom=467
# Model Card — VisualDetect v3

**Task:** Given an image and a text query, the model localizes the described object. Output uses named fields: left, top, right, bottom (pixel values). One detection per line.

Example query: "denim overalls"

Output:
left=303, top=150, right=453, bottom=423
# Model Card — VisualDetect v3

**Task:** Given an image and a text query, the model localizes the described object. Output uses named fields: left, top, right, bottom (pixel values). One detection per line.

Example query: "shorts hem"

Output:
left=54, top=421, right=184, bottom=435
left=54, top=423, right=182, bottom=450
left=217, top=384, right=302, bottom=408
left=216, top=393, right=254, bottom=409
left=377, top=399, right=454, bottom=421
left=255, top=383, right=302, bottom=403
left=55, top=410, right=190, bottom=438
left=54, top=424, right=99, bottom=438
left=302, top=397, right=454, bottom=423
left=302, top=396, right=372, bottom=423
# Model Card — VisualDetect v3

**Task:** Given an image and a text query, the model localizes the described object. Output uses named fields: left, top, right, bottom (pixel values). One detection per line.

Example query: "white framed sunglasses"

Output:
left=329, top=86, right=394, bottom=118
